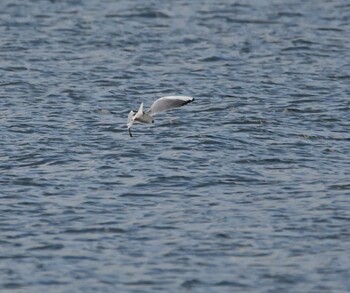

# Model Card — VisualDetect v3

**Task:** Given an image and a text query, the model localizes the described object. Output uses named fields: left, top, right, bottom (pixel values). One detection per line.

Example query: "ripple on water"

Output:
left=1, top=0, right=350, bottom=292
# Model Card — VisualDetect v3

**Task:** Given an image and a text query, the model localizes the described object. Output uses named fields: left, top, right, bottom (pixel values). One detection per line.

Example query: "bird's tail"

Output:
left=137, top=102, right=143, bottom=115
left=136, top=102, right=154, bottom=124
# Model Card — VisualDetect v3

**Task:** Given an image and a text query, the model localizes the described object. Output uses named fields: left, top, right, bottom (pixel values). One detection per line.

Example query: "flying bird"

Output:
left=127, top=96, right=195, bottom=137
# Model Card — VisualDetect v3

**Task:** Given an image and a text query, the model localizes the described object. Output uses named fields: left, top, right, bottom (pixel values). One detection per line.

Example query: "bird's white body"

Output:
left=127, top=96, right=194, bottom=137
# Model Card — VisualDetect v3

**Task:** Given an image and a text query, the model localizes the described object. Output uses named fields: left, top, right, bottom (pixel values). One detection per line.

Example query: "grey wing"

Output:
left=147, top=96, right=194, bottom=115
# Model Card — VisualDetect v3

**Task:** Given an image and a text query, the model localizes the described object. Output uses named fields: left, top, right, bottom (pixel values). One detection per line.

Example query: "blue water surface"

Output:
left=1, top=0, right=350, bottom=292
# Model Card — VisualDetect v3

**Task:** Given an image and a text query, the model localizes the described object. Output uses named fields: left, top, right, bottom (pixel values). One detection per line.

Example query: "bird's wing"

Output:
left=147, top=96, right=194, bottom=115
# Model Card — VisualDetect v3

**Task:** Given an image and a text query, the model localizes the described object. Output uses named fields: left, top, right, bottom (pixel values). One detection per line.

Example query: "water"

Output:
left=1, top=0, right=350, bottom=292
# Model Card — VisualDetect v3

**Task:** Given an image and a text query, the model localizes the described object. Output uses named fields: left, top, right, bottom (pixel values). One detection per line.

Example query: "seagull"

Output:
left=127, top=96, right=195, bottom=137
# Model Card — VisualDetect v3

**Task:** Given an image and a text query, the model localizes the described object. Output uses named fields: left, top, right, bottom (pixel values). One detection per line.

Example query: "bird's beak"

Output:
left=128, top=128, right=133, bottom=137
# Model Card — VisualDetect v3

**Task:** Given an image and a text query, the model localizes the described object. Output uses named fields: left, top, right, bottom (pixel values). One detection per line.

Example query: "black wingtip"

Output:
left=181, top=97, right=195, bottom=107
